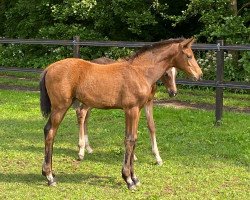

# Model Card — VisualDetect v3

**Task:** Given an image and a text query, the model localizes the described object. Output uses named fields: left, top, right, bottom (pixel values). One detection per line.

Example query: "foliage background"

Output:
left=0, top=0, right=249, bottom=81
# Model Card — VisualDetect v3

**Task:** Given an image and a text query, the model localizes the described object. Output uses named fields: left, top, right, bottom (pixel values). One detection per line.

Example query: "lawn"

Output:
left=0, top=89, right=249, bottom=199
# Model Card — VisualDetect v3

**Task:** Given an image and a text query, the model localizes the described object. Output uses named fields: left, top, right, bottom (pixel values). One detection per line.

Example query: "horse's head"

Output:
left=160, top=67, right=177, bottom=97
left=173, top=38, right=203, bottom=81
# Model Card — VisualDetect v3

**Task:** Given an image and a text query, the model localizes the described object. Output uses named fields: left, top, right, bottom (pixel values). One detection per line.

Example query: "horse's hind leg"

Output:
left=122, top=107, right=141, bottom=190
left=42, top=107, right=69, bottom=186
left=144, top=100, right=163, bottom=165
left=84, top=110, right=93, bottom=153
left=76, top=107, right=89, bottom=160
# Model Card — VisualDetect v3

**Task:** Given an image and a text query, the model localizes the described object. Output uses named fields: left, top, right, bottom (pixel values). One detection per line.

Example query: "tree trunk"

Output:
left=230, top=0, right=237, bottom=15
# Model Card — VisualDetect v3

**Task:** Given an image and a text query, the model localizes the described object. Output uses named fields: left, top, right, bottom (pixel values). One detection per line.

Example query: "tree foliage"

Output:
left=168, top=0, right=250, bottom=44
left=0, top=0, right=249, bottom=81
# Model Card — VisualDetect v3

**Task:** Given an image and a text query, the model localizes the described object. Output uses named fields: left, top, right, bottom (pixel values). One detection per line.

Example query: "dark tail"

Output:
left=39, top=71, right=51, bottom=118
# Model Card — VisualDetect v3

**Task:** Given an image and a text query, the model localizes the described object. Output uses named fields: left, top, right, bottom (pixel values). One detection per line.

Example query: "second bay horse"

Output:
left=40, top=38, right=202, bottom=189
left=75, top=57, right=178, bottom=165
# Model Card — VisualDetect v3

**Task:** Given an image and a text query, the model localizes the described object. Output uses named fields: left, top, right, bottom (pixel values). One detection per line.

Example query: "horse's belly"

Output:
left=77, top=91, right=148, bottom=109
left=76, top=78, right=151, bottom=109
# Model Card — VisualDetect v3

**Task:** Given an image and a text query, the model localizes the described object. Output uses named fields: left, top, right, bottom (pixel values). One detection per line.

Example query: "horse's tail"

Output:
left=39, top=70, right=51, bottom=118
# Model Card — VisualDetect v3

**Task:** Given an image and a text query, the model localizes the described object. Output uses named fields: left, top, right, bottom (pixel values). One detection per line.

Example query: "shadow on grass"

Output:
left=1, top=113, right=249, bottom=172
left=0, top=172, right=121, bottom=188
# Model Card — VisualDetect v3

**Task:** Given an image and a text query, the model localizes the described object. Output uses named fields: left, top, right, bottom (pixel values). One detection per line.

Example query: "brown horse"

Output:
left=75, top=57, right=178, bottom=166
left=40, top=38, right=202, bottom=189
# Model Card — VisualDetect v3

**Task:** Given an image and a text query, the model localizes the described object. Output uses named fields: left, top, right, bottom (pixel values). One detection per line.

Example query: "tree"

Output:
left=168, top=0, right=250, bottom=44
left=0, top=0, right=248, bottom=78
left=167, top=0, right=250, bottom=81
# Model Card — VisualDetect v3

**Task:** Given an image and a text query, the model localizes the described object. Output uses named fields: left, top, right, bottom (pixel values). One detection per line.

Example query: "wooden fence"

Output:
left=0, top=37, right=249, bottom=124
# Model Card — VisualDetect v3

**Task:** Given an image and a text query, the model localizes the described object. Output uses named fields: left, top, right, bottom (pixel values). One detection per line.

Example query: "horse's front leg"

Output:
left=122, top=107, right=141, bottom=190
left=144, top=100, right=163, bottom=165
left=77, top=107, right=89, bottom=160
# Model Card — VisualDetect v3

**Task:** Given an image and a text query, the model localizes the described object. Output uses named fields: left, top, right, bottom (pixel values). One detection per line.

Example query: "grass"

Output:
left=156, top=86, right=250, bottom=109
left=0, top=76, right=39, bottom=89
left=0, top=71, right=40, bottom=90
left=0, top=89, right=249, bottom=199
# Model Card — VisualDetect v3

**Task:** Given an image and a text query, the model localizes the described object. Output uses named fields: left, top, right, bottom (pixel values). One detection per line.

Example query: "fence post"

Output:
left=73, top=36, right=80, bottom=58
left=215, top=40, right=224, bottom=126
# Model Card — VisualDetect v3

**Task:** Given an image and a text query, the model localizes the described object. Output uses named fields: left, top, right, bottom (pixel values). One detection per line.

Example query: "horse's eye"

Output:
left=187, top=54, right=192, bottom=59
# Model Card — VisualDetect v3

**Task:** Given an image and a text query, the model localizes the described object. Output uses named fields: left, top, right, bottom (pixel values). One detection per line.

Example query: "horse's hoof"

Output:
left=86, top=147, right=93, bottom=154
left=127, top=182, right=136, bottom=190
left=48, top=180, right=57, bottom=186
left=132, top=178, right=141, bottom=187
left=78, top=155, right=84, bottom=161
left=157, top=160, right=163, bottom=166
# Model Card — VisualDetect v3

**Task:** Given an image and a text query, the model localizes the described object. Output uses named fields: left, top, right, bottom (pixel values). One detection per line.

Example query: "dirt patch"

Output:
left=0, top=75, right=39, bottom=81
left=154, top=99, right=250, bottom=113
left=0, top=84, right=38, bottom=92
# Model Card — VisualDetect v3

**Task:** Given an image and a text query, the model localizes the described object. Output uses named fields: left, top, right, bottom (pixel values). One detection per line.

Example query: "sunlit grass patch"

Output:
left=0, top=90, right=249, bottom=199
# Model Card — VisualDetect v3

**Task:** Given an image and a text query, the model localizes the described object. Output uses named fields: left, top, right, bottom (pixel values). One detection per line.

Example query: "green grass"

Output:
left=0, top=70, right=41, bottom=79
left=156, top=86, right=250, bottom=109
left=0, top=76, right=39, bottom=89
left=0, top=90, right=249, bottom=199
left=0, top=71, right=40, bottom=90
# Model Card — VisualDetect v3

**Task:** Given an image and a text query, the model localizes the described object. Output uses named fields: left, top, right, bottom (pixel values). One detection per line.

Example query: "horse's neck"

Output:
left=131, top=44, right=177, bottom=86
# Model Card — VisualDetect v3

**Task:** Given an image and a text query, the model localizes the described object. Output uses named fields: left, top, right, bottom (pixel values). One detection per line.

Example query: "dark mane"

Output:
left=129, top=38, right=185, bottom=61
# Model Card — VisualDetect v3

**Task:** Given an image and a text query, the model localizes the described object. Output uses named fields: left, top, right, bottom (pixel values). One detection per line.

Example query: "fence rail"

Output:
left=0, top=37, right=249, bottom=125
left=1, top=67, right=249, bottom=90
left=1, top=38, right=250, bottom=50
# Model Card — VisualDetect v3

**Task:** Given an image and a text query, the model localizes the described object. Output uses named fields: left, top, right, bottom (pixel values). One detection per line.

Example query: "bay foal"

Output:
left=75, top=57, right=178, bottom=165
left=40, top=38, right=202, bottom=189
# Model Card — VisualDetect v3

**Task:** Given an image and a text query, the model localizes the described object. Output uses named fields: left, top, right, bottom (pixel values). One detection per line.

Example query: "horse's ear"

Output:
left=181, top=37, right=195, bottom=48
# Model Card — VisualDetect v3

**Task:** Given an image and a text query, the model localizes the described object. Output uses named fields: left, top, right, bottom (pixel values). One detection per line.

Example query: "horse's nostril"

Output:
left=199, top=74, right=203, bottom=81
left=168, top=91, right=177, bottom=98
left=199, top=73, right=203, bottom=81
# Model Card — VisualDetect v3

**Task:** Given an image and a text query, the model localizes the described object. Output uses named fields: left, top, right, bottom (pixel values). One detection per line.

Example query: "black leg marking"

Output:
left=132, top=177, right=140, bottom=186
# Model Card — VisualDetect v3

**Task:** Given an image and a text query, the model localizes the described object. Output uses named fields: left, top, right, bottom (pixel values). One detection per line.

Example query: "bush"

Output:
left=197, top=51, right=249, bottom=82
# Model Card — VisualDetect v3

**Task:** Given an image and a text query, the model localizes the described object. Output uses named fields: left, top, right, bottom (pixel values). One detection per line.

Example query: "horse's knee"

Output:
left=124, top=135, right=137, bottom=144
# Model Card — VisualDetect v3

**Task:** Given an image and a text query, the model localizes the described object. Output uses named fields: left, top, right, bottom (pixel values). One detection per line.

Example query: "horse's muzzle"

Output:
left=168, top=90, right=177, bottom=98
left=193, top=73, right=203, bottom=81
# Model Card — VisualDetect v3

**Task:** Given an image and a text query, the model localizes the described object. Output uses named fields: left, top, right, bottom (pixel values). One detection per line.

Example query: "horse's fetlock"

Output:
left=122, top=167, right=130, bottom=180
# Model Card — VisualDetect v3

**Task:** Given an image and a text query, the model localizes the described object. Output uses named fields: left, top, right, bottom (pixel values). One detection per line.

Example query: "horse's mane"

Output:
left=128, top=38, right=185, bottom=61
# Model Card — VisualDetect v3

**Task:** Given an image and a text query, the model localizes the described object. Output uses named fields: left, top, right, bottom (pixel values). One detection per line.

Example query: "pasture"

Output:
left=0, top=89, right=249, bottom=199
